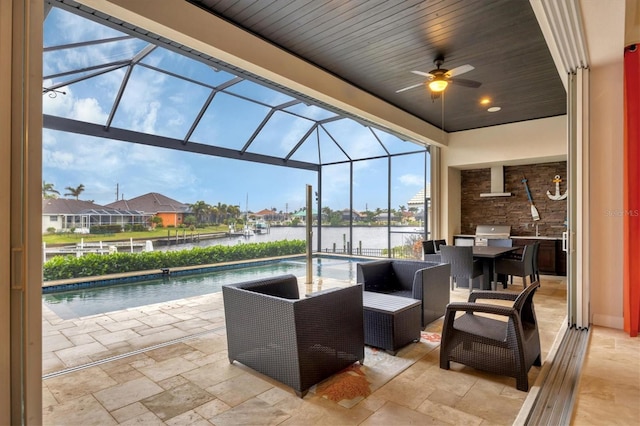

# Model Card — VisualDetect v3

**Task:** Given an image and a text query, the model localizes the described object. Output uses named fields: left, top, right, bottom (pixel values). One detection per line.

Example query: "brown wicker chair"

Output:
left=222, top=275, right=364, bottom=397
left=439, top=281, right=542, bottom=391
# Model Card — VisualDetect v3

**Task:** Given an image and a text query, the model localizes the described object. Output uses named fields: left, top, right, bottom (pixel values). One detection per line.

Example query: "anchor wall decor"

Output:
left=546, top=175, right=568, bottom=200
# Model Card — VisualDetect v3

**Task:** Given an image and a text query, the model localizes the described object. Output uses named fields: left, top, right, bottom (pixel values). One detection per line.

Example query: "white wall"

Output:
left=42, top=215, right=62, bottom=233
left=446, top=115, right=567, bottom=168
left=588, top=60, right=625, bottom=329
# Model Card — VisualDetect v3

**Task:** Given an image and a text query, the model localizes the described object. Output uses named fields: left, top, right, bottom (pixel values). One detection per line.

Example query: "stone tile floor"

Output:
left=41, top=275, right=640, bottom=425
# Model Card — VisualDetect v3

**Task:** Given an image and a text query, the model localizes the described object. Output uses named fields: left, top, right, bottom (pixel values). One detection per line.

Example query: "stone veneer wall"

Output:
left=460, top=161, right=567, bottom=237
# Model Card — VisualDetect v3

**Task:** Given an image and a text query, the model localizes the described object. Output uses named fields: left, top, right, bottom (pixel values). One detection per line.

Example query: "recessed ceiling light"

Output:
left=487, top=106, right=501, bottom=112
left=480, top=98, right=491, bottom=105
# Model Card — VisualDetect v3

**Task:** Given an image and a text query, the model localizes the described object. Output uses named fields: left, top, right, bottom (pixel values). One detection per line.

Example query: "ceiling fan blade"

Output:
left=446, top=64, right=474, bottom=77
left=450, top=77, right=482, bottom=88
left=395, top=82, right=424, bottom=93
left=411, top=70, right=434, bottom=78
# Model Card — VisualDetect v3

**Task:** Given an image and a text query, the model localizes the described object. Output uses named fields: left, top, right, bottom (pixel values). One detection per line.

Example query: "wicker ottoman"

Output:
left=362, top=291, right=422, bottom=355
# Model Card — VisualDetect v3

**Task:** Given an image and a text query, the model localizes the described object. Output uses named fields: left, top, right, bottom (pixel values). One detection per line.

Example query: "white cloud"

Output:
left=42, top=81, right=74, bottom=116
left=399, top=174, right=423, bottom=186
left=71, top=98, right=108, bottom=123
left=117, top=70, right=165, bottom=133
left=43, top=80, right=110, bottom=126
left=43, top=128, right=203, bottom=204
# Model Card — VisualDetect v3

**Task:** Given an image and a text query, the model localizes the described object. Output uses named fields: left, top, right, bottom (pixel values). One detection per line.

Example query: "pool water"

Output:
left=42, top=257, right=364, bottom=319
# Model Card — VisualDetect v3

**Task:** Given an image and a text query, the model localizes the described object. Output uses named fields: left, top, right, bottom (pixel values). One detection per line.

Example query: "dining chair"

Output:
left=433, top=239, right=447, bottom=251
left=488, top=239, right=513, bottom=284
left=531, top=241, right=541, bottom=283
left=495, top=244, right=535, bottom=288
left=422, top=240, right=437, bottom=255
left=439, top=245, right=483, bottom=291
left=422, top=240, right=442, bottom=261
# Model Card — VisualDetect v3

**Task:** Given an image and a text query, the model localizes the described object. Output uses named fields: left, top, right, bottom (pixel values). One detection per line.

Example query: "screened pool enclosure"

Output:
left=42, top=1, right=432, bottom=257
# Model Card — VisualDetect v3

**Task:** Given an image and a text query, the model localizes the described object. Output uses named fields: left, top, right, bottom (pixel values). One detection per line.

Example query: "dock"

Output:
left=43, top=231, right=231, bottom=261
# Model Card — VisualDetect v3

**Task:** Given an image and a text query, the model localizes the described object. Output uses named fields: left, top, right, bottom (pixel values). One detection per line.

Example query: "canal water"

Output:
left=158, top=226, right=425, bottom=252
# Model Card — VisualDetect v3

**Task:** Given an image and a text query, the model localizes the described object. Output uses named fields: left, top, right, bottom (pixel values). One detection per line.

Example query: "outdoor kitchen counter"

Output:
left=453, top=234, right=562, bottom=240
left=452, top=234, right=563, bottom=240
left=509, top=235, right=563, bottom=240
left=510, top=237, right=567, bottom=276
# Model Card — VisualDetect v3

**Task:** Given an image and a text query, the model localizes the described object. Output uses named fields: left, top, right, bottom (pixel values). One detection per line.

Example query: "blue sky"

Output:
left=42, top=7, right=428, bottom=213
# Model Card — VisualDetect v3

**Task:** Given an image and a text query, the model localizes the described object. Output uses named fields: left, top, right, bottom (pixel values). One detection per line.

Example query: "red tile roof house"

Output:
left=106, top=192, right=191, bottom=228
left=252, top=208, right=278, bottom=221
left=42, top=198, right=152, bottom=233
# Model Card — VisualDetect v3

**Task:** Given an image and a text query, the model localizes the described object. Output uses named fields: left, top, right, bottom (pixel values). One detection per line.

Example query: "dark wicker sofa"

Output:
left=356, top=260, right=451, bottom=328
left=222, top=274, right=364, bottom=397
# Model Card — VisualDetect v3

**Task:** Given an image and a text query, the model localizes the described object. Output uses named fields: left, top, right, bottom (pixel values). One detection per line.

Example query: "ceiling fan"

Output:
left=396, top=56, right=482, bottom=98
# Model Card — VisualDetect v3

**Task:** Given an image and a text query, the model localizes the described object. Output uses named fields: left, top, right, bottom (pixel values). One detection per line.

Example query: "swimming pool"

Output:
left=42, top=256, right=368, bottom=319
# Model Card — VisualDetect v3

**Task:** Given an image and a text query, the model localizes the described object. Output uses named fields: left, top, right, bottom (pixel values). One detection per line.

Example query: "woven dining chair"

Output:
left=495, top=244, right=535, bottom=288
left=439, top=245, right=483, bottom=291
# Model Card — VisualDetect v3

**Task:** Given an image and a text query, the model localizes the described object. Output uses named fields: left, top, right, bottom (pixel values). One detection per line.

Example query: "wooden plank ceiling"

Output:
left=188, top=0, right=567, bottom=133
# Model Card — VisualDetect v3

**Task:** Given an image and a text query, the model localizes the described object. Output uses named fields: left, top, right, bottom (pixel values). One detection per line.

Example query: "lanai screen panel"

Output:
left=43, top=4, right=427, bottom=169
left=42, top=2, right=430, bottom=249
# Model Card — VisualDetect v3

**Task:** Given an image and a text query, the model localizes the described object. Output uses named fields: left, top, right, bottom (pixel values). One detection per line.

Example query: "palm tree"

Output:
left=228, top=204, right=241, bottom=221
left=42, top=181, right=60, bottom=199
left=218, top=203, right=229, bottom=223
left=210, top=205, right=219, bottom=224
left=64, top=184, right=85, bottom=200
left=188, top=200, right=210, bottom=224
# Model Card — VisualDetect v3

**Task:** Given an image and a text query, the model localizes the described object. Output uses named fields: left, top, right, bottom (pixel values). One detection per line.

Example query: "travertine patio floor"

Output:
left=41, top=274, right=639, bottom=425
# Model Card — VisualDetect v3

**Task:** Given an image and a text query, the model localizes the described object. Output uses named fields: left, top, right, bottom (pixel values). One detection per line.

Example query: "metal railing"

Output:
left=321, top=246, right=420, bottom=259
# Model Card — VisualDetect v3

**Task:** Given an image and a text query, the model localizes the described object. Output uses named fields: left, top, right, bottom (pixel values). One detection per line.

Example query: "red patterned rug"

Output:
left=310, top=331, right=441, bottom=408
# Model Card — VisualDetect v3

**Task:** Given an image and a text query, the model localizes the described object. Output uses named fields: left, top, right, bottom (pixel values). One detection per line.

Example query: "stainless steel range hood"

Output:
left=480, top=166, right=512, bottom=197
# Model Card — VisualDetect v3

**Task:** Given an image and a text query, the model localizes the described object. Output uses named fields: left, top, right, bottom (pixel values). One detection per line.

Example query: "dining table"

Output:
left=472, top=245, right=520, bottom=290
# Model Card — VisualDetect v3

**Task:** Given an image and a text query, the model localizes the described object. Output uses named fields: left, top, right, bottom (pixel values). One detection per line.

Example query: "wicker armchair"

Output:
left=222, top=274, right=364, bottom=397
left=356, top=259, right=451, bottom=328
left=439, top=281, right=542, bottom=391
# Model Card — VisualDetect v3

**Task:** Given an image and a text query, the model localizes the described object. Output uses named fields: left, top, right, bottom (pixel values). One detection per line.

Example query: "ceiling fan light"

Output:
left=428, top=78, right=448, bottom=92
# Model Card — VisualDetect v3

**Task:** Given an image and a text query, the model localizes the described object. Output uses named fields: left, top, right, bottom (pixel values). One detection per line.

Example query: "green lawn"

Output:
left=42, top=225, right=229, bottom=245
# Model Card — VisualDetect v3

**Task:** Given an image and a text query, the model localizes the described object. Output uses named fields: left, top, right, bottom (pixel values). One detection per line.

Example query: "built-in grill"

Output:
left=474, top=225, right=511, bottom=246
